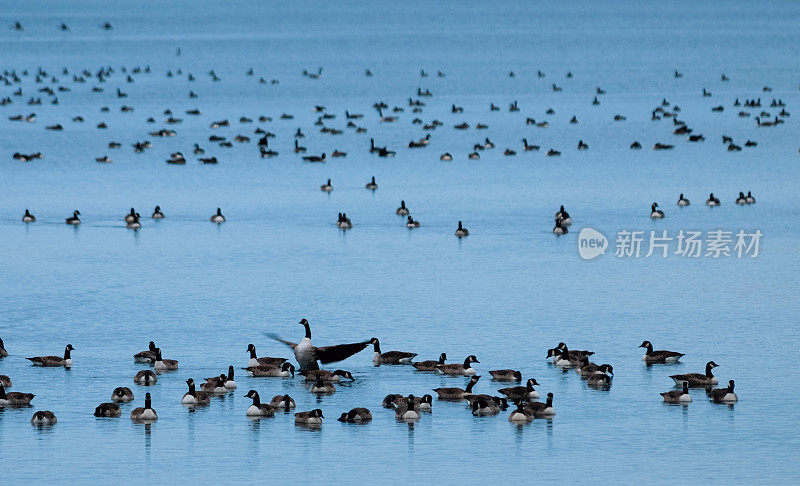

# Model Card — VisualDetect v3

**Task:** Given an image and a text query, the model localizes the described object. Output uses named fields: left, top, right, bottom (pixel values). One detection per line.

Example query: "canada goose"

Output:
left=650, top=203, right=665, bottom=219
left=370, top=338, right=417, bottom=365
left=269, top=318, right=370, bottom=371
left=27, top=344, right=74, bottom=367
left=468, top=151, right=480, bottom=159
left=302, top=369, right=354, bottom=382
left=151, top=206, right=164, bottom=219
left=302, top=153, right=326, bottom=163
left=553, top=347, right=580, bottom=368
left=578, top=140, right=589, bottom=150
left=467, top=395, right=507, bottom=414
left=440, top=153, right=453, bottom=161
left=295, top=409, right=324, bottom=425
left=94, top=402, right=122, bottom=417
left=746, top=191, right=755, bottom=204
left=134, top=370, right=157, bottom=385
left=553, top=218, right=568, bottom=235
left=243, top=344, right=284, bottom=368
left=677, top=194, right=690, bottom=206
left=433, top=375, right=480, bottom=400
left=193, top=144, right=204, bottom=155
left=640, top=341, right=684, bottom=363
left=390, top=394, right=435, bottom=411
left=395, top=395, right=421, bottom=420
left=406, top=216, right=421, bottom=228
left=134, top=341, right=157, bottom=363
left=311, top=376, right=336, bottom=394
left=661, top=382, right=692, bottom=403
left=182, top=379, right=211, bottom=405
left=153, top=348, right=178, bottom=372
left=553, top=343, right=594, bottom=360
left=244, top=361, right=295, bottom=378
left=331, top=150, right=347, bottom=157
left=489, top=369, right=522, bottom=381
left=0, top=383, right=34, bottom=406
left=111, top=387, right=134, bottom=402
left=270, top=394, right=296, bottom=410
left=709, top=380, right=738, bottom=403
left=546, top=149, right=560, bottom=156
left=65, top=210, right=81, bottom=225
left=127, top=214, right=142, bottom=230
left=498, top=379, right=540, bottom=401
left=199, top=157, right=218, bottom=164
left=413, top=353, right=447, bottom=371
left=166, top=152, right=186, bottom=164
left=22, top=209, right=36, bottom=223
left=523, top=392, right=556, bottom=417
left=200, top=374, right=228, bottom=394
left=365, top=176, right=378, bottom=190
left=670, top=361, right=719, bottom=386
left=130, top=393, right=158, bottom=421
left=508, top=401, right=534, bottom=422
left=0, top=375, right=10, bottom=387
left=396, top=201, right=410, bottom=215
left=522, top=138, right=539, bottom=152
left=736, top=192, right=747, bottom=205
left=653, top=143, right=673, bottom=150
left=587, top=370, right=613, bottom=387
left=455, top=221, right=469, bottom=238
left=31, top=411, right=57, bottom=425
left=631, top=141, right=642, bottom=149
left=436, top=355, right=479, bottom=376
left=216, top=366, right=237, bottom=389
left=320, top=179, right=333, bottom=192
left=210, top=208, right=226, bottom=223
left=337, top=213, right=353, bottom=229
left=241, top=390, right=275, bottom=417
left=338, top=407, right=372, bottom=422
left=706, top=193, right=721, bottom=206
left=294, top=140, right=307, bottom=153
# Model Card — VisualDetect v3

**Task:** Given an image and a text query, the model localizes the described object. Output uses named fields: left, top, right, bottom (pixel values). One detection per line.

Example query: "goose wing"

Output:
left=265, top=333, right=297, bottom=349
left=314, top=341, right=370, bottom=364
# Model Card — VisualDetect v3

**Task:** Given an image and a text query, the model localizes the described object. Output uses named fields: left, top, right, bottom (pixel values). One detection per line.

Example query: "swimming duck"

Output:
left=151, top=206, right=164, bottom=219
left=396, top=201, right=410, bottom=215
left=182, top=379, right=211, bottom=405
left=365, top=176, right=378, bottom=190
left=508, top=401, right=534, bottom=422
left=650, top=203, right=664, bottom=219
left=661, top=382, right=692, bottom=403
left=210, top=208, right=226, bottom=223
left=294, top=409, right=324, bottom=425
left=432, top=375, right=480, bottom=400
left=153, top=348, right=178, bottom=372
left=455, top=221, right=469, bottom=238
left=709, top=380, right=738, bottom=403
left=640, top=341, right=684, bottom=363
left=243, top=361, right=295, bottom=377
left=677, top=194, right=690, bottom=206
left=436, top=355, right=479, bottom=376
left=670, top=361, right=719, bottom=387
left=413, top=353, right=447, bottom=371
left=268, top=318, right=370, bottom=371
left=523, top=392, right=556, bottom=417
left=338, top=407, right=372, bottom=423
left=706, top=193, right=721, bottom=206
left=94, top=402, right=122, bottom=417
left=498, top=379, right=540, bottom=401
left=246, top=344, right=287, bottom=368
left=111, top=387, right=134, bottom=402
left=27, top=344, right=74, bottom=367
left=134, top=370, right=157, bottom=385
left=320, top=179, right=333, bottom=192
left=310, top=376, right=336, bottom=394
left=65, top=210, right=81, bottom=225
left=269, top=394, right=296, bottom=410
left=130, top=392, right=158, bottom=421
left=489, top=369, right=522, bottom=381
left=31, top=411, right=57, bottom=426
left=0, top=383, right=34, bottom=406
left=134, top=341, right=157, bottom=363
left=370, top=338, right=417, bottom=365
left=22, top=209, right=35, bottom=223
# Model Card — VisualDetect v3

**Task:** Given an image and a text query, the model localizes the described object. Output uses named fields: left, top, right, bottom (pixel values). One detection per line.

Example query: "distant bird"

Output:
left=210, top=208, right=226, bottom=223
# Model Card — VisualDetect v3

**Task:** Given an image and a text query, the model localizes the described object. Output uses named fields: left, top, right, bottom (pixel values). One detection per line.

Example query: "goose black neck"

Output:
left=706, top=363, right=715, bottom=377
left=302, top=321, right=311, bottom=339
left=249, top=346, right=257, bottom=359
left=64, top=346, right=71, bottom=359
left=145, top=394, right=152, bottom=410
left=644, top=342, right=653, bottom=354
left=546, top=394, right=553, bottom=407
left=251, top=392, right=260, bottom=407
left=188, top=381, right=196, bottom=395
left=465, top=379, right=477, bottom=393
left=228, top=366, right=234, bottom=380
left=462, top=357, right=471, bottom=368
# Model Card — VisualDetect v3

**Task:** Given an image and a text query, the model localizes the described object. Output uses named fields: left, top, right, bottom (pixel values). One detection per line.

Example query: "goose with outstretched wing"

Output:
left=267, top=319, right=369, bottom=371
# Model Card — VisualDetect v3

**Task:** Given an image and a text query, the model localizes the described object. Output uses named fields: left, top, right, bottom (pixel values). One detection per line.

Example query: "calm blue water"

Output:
left=1, top=0, right=799, bottom=483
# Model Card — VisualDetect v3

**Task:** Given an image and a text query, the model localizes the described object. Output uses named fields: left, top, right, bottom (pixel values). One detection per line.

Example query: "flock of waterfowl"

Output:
left=0, top=321, right=737, bottom=427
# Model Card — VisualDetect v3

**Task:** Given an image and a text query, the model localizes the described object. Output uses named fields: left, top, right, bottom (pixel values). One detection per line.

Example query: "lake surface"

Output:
left=1, top=0, right=798, bottom=483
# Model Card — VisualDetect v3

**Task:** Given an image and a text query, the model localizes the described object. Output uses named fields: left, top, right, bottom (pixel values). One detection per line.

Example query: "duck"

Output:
left=709, top=380, right=738, bottom=403
left=130, top=392, right=158, bottom=421
left=0, top=383, right=34, bottom=406
left=320, top=179, right=333, bottom=192
left=523, top=392, right=556, bottom=417
left=153, top=348, right=178, bottom=372
left=406, top=216, right=420, bottom=228
left=133, top=341, right=157, bottom=363
left=311, top=376, right=336, bottom=394
left=508, top=401, right=535, bottom=422
left=455, top=221, right=469, bottom=238
left=31, top=411, right=57, bottom=425
left=365, top=176, right=378, bottom=190
left=394, top=395, right=421, bottom=420
left=65, top=210, right=81, bottom=225
left=151, top=206, right=164, bottom=219
left=677, top=194, right=690, bottom=206
left=246, top=343, right=287, bottom=368
left=640, top=341, right=684, bottom=363
left=269, top=394, right=296, bottom=411
left=670, top=361, right=719, bottom=386
left=244, top=361, right=295, bottom=377
left=22, top=209, right=36, bottom=223
left=27, top=344, right=74, bottom=367
left=661, top=382, right=692, bottom=403
left=432, top=375, right=480, bottom=400
left=294, top=409, right=324, bottom=425
left=706, top=193, right=721, bottom=206
left=370, top=338, right=417, bottom=365
left=440, top=153, right=453, bottom=161
left=268, top=318, right=370, bottom=371
left=413, top=353, right=447, bottom=371
left=553, top=218, right=568, bottom=235
left=338, top=407, right=372, bottom=423
left=210, top=207, right=226, bottom=223
left=736, top=192, right=747, bottom=205
left=489, top=369, right=522, bottom=381
left=302, top=369, right=354, bottom=382
left=134, top=370, right=157, bottom=385
left=498, top=379, right=540, bottom=401
left=650, top=203, right=665, bottom=219
left=94, top=402, right=122, bottom=417
left=111, top=387, right=134, bottom=402
left=396, top=201, right=410, bottom=215
left=436, top=355, right=479, bottom=376
left=745, top=191, right=756, bottom=204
